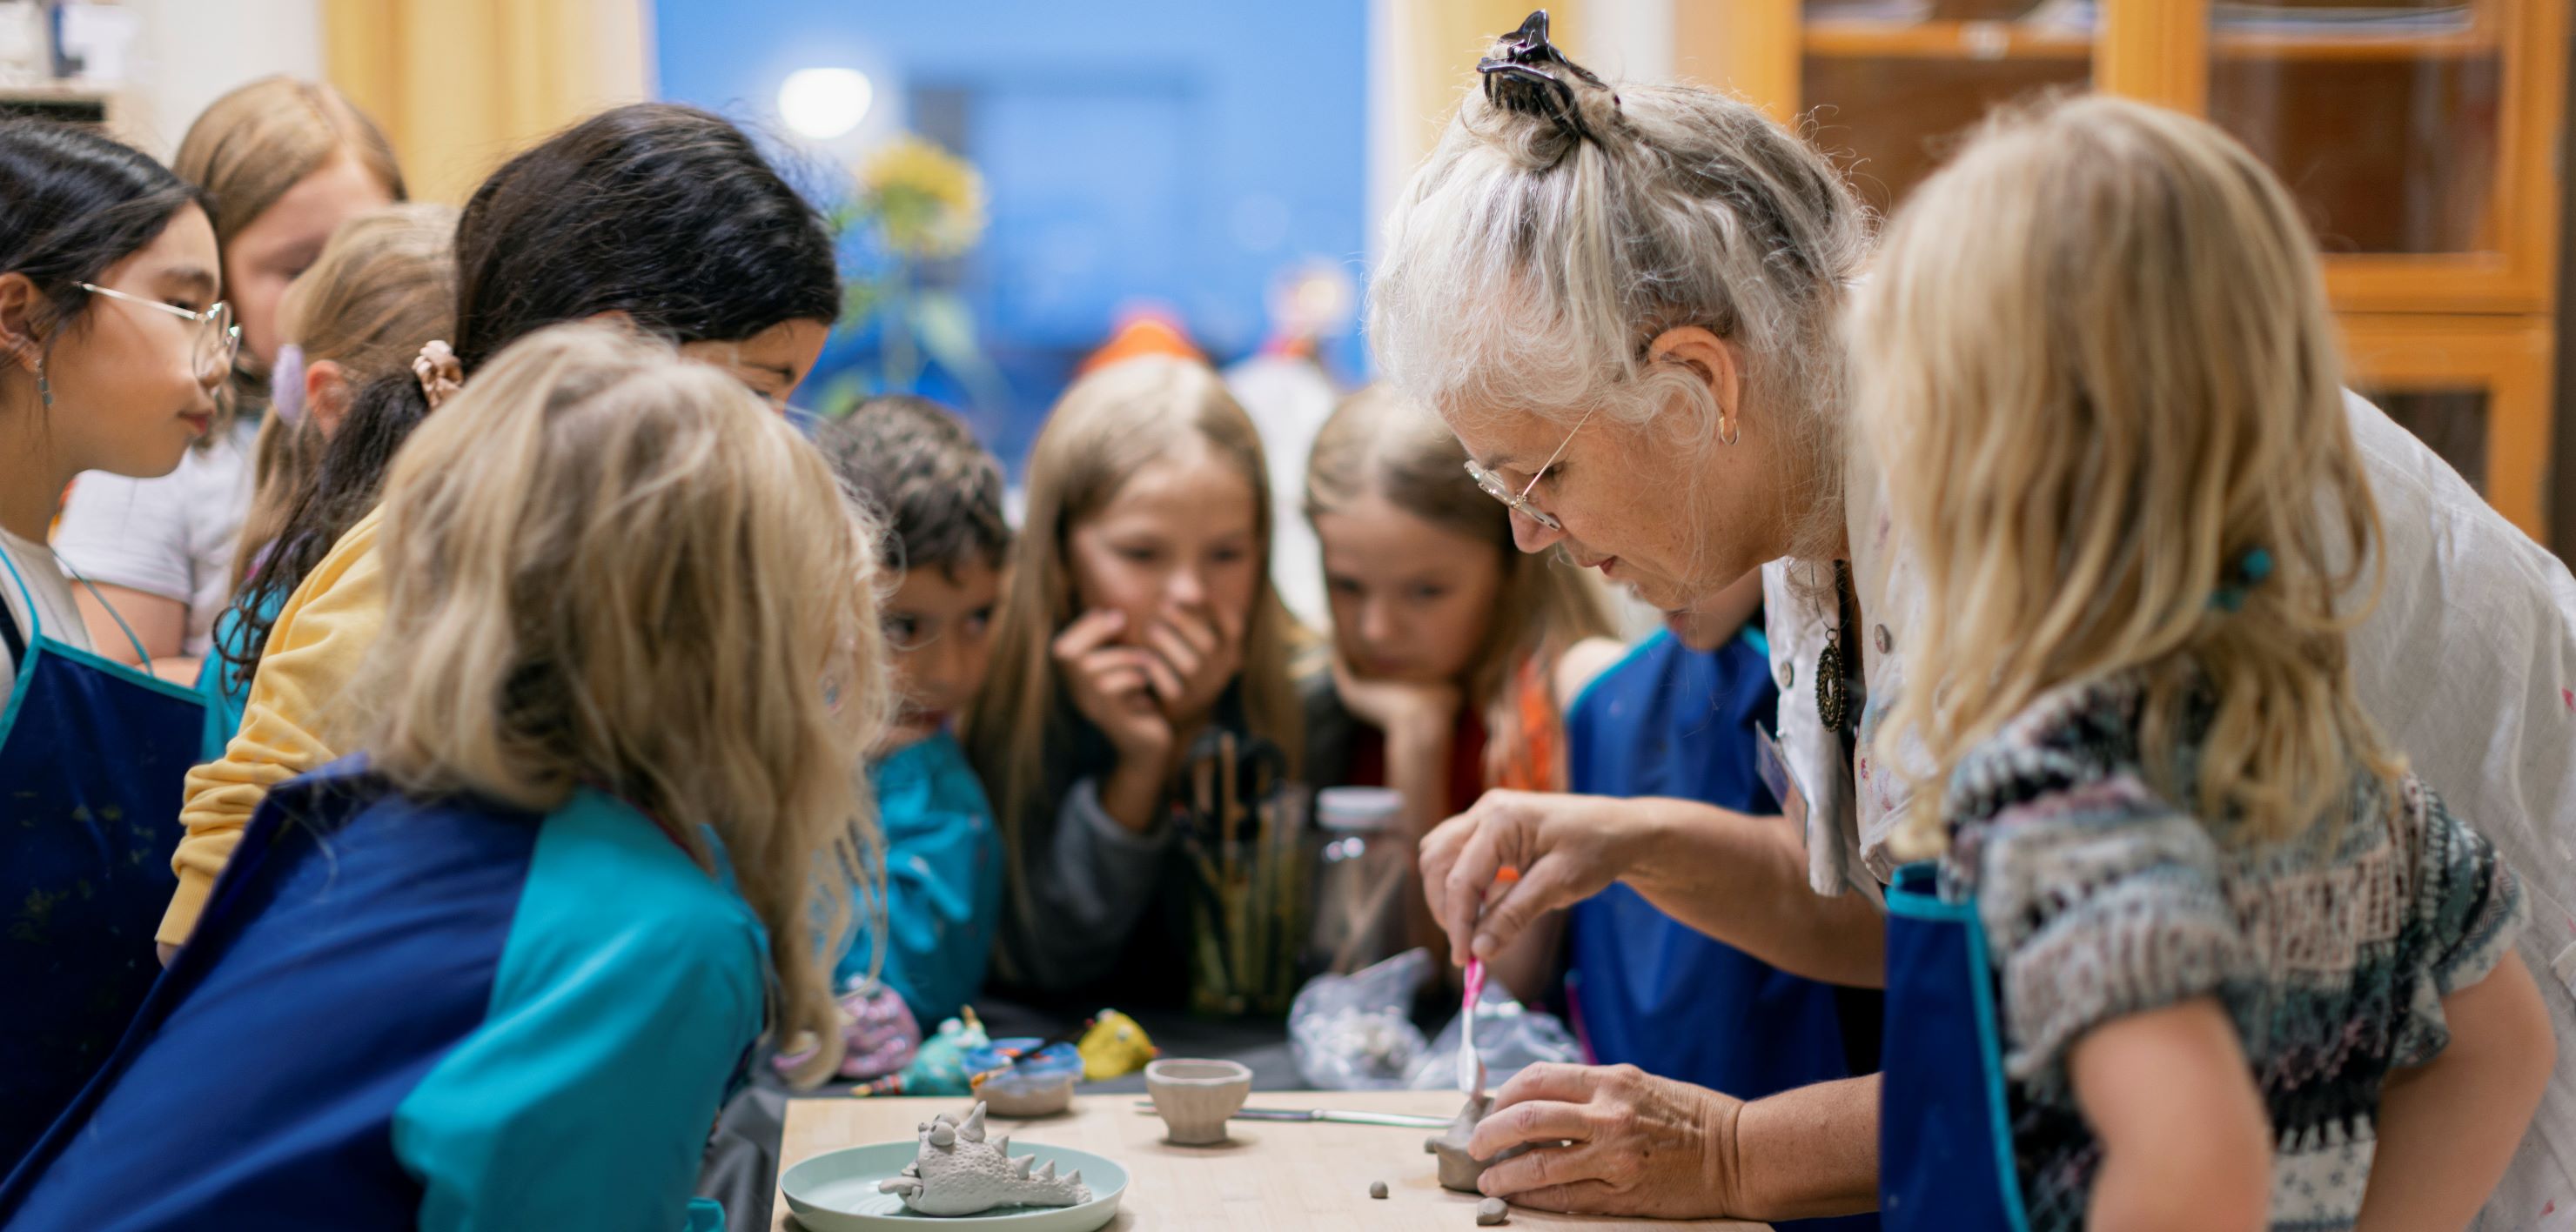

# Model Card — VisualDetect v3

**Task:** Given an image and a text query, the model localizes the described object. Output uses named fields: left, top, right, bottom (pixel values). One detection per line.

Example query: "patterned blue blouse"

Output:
left=1935, top=673, right=2526, bottom=1231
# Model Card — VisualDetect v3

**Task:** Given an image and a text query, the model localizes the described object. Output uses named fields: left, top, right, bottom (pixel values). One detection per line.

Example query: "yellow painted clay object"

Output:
left=1076, top=1010, right=1157, bottom=1081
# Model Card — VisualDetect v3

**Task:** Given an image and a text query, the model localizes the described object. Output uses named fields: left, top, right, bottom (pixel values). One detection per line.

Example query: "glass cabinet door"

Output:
left=1799, top=0, right=2098, bottom=213
left=2341, top=316, right=2555, bottom=538
left=2203, top=0, right=2560, bottom=311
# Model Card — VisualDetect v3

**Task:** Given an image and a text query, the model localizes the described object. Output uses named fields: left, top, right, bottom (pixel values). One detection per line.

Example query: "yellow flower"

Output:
left=862, top=136, right=987, bottom=260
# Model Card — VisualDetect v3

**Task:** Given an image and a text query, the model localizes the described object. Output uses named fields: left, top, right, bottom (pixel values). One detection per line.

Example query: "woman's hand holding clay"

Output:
left=1053, top=608, right=1174, bottom=767
left=1468, top=1062, right=1747, bottom=1218
left=1420, top=790, right=1660, bottom=967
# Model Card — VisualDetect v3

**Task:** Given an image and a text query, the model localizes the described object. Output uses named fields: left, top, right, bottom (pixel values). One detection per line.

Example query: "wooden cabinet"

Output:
left=2344, top=314, right=2557, bottom=526
left=1677, top=0, right=2569, bottom=542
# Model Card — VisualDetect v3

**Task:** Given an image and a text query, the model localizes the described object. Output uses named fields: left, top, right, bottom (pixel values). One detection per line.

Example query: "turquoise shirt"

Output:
left=189, top=596, right=276, bottom=760
left=837, top=730, right=1004, bottom=1023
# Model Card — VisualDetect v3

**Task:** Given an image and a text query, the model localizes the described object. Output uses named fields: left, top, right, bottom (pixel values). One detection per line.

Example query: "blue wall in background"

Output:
left=653, top=0, right=1371, bottom=471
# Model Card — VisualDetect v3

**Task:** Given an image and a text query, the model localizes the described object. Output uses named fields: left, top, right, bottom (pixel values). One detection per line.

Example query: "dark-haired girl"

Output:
left=160, top=103, right=840, bottom=956
left=0, top=118, right=232, bottom=1166
left=54, top=77, right=403, bottom=687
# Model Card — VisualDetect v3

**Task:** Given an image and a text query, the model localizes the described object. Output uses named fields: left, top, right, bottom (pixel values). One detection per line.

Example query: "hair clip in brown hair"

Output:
left=1478, top=10, right=1613, bottom=144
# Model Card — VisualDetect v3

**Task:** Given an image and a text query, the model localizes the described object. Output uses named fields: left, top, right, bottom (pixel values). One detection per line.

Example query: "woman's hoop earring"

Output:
left=1718, top=413, right=1740, bottom=445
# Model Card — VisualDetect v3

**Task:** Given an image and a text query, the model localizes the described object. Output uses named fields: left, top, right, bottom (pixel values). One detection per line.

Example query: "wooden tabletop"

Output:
left=775, top=1088, right=1771, bottom=1230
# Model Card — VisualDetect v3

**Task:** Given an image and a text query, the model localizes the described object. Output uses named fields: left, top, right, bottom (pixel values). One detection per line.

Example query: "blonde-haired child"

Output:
left=1858, top=95, right=2548, bottom=1232
left=203, top=202, right=456, bottom=731
left=963, top=353, right=1303, bottom=1006
left=1301, top=384, right=1620, bottom=989
left=0, top=324, right=887, bottom=1229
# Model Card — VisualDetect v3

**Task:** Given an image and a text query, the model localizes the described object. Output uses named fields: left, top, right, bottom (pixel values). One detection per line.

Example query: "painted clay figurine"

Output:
left=1077, top=1009, right=1157, bottom=1080
left=856, top=1010, right=989, bottom=1097
left=878, top=1102, right=1092, bottom=1216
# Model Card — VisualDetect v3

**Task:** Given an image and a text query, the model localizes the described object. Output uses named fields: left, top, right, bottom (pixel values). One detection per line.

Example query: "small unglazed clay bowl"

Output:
left=1144, top=1058, right=1251, bottom=1145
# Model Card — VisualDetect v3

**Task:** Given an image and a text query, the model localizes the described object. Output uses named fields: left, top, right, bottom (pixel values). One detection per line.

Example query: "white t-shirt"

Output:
left=1770, top=390, right=2576, bottom=1227
left=0, top=526, right=93, bottom=700
left=51, top=419, right=257, bottom=656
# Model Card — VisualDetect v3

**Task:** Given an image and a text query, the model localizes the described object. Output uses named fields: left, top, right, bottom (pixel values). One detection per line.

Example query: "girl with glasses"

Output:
left=53, top=77, right=401, bottom=688
left=0, top=117, right=227, bottom=1168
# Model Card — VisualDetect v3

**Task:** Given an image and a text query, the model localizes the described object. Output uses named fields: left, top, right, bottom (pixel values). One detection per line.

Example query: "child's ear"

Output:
left=305, top=358, right=352, bottom=436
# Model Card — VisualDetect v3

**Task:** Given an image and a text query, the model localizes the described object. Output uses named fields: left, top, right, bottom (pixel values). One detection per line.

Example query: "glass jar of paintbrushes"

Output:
left=1172, top=730, right=1313, bottom=1016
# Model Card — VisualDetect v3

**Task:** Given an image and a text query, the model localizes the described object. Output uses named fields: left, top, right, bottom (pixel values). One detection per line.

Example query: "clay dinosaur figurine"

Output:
left=878, top=1101, right=1093, bottom=1215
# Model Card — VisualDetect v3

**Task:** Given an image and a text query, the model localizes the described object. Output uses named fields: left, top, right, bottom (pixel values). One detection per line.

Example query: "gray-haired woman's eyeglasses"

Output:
left=1463, top=405, right=1594, bottom=533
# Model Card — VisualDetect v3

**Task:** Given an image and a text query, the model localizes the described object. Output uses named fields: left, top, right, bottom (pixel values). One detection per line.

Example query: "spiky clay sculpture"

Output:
left=877, top=1101, right=1093, bottom=1215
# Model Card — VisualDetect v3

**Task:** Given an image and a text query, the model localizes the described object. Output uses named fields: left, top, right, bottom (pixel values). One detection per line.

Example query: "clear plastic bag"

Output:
left=1405, top=974, right=1580, bottom=1090
left=1288, top=948, right=1432, bottom=1089
left=1287, top=947, right=1582, bottom=1090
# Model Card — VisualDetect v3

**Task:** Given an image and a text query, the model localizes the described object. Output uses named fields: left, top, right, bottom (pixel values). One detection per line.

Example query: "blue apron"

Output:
left=0, top=549, right=207, bottom=1169
left=1879, top=862, right=2029, bottom=1232
left=1564, top=629, right=1880, bottom=1232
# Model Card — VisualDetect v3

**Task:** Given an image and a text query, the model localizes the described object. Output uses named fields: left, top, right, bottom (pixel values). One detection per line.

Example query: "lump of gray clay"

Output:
left=1425, top=1093, right=1532, bottom=1195
left=1477, top=1195, right=1508, bottom=1225
left=1369, top=1181, right=1388, bottom=1200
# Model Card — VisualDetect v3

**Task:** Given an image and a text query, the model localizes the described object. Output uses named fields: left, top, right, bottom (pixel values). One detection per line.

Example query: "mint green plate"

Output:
left=781, top=1140, right=1130, bottom=1231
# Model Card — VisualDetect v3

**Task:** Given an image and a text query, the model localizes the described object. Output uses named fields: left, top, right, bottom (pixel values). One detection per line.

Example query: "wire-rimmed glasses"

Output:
left=77, top=282, right=240, bottom=384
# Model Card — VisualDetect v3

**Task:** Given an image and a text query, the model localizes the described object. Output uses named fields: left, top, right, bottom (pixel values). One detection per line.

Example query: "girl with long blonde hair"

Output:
left=1857, top=96, right=2547, bottom=1232
left=0, top=323, right=887, bottom=1231
left=203, top=202, right=455, bottom=730
left=963, top=353, right=1303, bottom=1005
left=1302, top=384, right=1618, bottom=987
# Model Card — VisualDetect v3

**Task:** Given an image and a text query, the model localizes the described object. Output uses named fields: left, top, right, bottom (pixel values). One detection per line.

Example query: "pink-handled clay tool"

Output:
left=1456, top=866, right=1521, bottom=1095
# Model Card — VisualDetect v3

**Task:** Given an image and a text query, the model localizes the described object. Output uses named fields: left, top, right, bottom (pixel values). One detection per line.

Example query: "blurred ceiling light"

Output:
left=1270, top=259, right=1358, bottom=340
left=779, top=67, right=873, bottom=140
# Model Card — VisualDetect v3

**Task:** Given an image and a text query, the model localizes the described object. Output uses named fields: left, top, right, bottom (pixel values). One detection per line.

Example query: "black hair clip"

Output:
left=1478, top=10, right=1614, bottom=144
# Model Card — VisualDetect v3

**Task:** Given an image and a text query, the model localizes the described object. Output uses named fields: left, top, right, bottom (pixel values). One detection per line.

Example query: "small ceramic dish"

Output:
left=1143, top=1057, right=1251, bottom=1145
left=976, top=1068, right=1075, bottom=1117
left=780, top=1140, right=1128, bottom=1231
left=966, top=1038, right=1083, bottom=1117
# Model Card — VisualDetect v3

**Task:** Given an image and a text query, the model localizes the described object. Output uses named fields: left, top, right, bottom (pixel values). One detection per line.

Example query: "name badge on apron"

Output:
left=1754, top=726, right=1810, bottom=854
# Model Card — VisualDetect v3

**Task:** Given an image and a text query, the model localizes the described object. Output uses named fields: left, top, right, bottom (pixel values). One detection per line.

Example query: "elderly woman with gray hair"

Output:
left=1386, top=13, right=2576, bottom=1226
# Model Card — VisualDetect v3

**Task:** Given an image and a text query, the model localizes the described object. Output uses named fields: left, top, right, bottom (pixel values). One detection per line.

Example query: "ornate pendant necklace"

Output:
left=1815, top=559, right=1859, bottom=740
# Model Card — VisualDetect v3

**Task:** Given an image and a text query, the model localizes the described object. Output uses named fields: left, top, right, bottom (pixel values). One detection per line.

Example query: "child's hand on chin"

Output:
left=1330, top=653, right=1462, bottom=741
left=1053, top=607, right=1175, bottom=763
left=1140, top=597, right=1243, bottom=727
